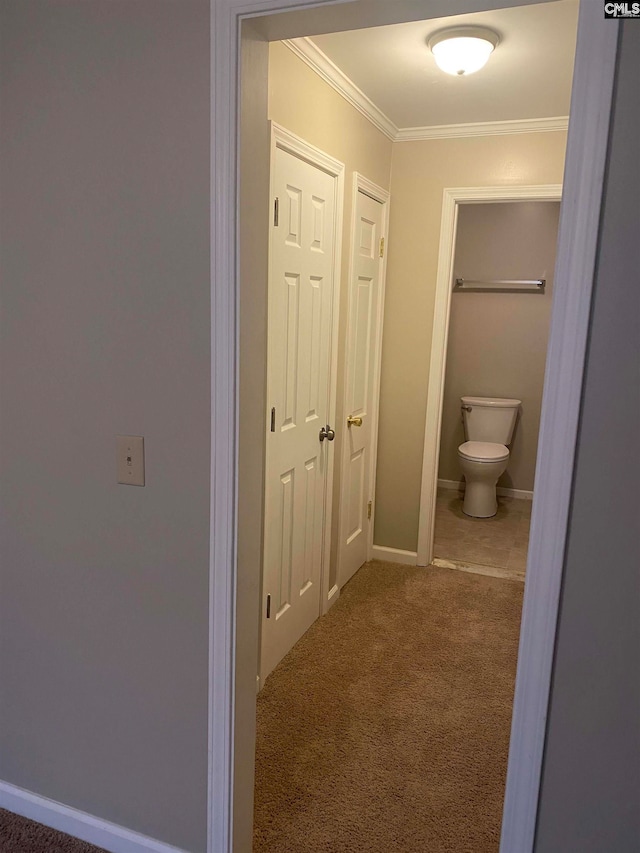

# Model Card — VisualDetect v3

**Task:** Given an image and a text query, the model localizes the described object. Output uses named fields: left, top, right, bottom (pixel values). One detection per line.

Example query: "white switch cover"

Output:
left=117, top=435, right=145, bottom=486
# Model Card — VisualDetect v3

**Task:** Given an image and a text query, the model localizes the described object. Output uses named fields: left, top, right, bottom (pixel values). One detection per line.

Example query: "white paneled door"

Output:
left=261, top=140, right=339, bottom=683
left=338, top=186, right=387, bottom=587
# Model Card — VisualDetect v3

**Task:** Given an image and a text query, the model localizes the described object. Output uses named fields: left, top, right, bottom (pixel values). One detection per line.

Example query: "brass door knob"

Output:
left=347, top=416, right=363, bottom=427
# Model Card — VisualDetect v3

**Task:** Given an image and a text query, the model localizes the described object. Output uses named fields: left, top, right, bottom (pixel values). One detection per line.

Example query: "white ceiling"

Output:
left=300, top=0, right=578, bottom=132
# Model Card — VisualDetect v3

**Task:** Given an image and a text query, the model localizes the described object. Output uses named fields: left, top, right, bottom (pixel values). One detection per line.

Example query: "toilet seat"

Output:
left=458, top=440, right=509, bottom=463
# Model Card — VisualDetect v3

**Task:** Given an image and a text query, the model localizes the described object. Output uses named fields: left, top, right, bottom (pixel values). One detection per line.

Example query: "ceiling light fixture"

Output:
left=428, top=26, right=500, bottom=77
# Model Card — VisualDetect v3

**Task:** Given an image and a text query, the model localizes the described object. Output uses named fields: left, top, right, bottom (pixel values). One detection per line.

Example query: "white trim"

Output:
left=354, top=175, right=391, bottom=567
left=282, top=38, right=568, bottom=144
left=209, top=3, right=239, bottom=852
left=500, top=9, right=619, bottom=852
left=327, top=582, right=340, bottom=603
left=370, top=545, right=418, bottom=566
left=336, top=172, right=390, bottom=588
left=437, top=478, right=533, bottom=501
left=282, top=38, right=397, bottom=141
left=0, top=781, right=187, bottom=853
left=395, top=116, right=569, bottom=142
left=416, top=183, right=561, bottom=570
left=355, top=173, right=391, bottom=205
left=271, top=120, right=345, bottom=180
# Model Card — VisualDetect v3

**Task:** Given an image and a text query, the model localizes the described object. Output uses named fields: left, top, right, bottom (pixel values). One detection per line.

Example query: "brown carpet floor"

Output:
left=0, top=809, right=106, bottom=853
left=254, top=561, right=523, bottom=853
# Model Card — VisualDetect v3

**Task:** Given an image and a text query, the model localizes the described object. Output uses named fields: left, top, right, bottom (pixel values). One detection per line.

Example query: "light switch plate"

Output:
left=117, top=435, right=145, bottom=486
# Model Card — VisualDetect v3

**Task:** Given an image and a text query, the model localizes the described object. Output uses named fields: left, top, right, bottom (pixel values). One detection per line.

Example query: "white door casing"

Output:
left=261, top=124, right=344, bottom=684
left=338, top=175, right=389, bottom=588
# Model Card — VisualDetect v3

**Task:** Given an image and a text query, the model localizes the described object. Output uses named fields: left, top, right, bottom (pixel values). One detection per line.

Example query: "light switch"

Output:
left=117, top=435, right=145, bottom=486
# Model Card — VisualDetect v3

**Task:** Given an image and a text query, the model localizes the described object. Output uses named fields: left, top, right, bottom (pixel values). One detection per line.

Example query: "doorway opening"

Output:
left=419, top=192, right=562, bottom=579
left=210, top=2, right=616, bottom=850
left=256, top=16, right=564, bottom=849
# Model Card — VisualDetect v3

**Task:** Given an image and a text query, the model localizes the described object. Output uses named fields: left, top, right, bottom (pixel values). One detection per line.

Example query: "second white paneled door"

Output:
left=338, top=180, right=389, bottom=587
left=261, top=130, right=343, bottom=683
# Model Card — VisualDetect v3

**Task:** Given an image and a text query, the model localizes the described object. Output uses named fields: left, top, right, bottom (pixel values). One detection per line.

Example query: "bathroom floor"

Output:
left=433, top=487, right=531, bottom=581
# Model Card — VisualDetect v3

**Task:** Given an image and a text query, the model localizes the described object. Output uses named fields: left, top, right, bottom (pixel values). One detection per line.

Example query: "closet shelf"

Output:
left=454, top=277, right=546, bottom=293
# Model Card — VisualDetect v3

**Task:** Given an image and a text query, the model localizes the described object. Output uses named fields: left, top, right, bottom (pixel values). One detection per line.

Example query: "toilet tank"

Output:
left=461, top=396, right=521, bottom=444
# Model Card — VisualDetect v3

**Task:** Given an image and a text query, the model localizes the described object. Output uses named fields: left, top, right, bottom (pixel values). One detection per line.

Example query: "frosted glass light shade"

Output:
left=429, top=27, right=499, bottom=77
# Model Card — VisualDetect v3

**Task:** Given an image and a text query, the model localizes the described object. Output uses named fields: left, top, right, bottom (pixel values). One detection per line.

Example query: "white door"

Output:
left=261, top=143, right=339, bottom=682
left=338, top=186, right=387, bottom=587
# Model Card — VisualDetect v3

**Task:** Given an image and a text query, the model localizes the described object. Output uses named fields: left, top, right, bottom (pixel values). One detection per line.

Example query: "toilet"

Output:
left=458, top=396, right=521, bottom=518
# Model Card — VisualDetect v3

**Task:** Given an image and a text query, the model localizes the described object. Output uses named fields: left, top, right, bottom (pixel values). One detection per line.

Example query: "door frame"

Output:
left=264, top=121, right=345, bottom=635
left=415, top=184, right=563, bottom=569
left=209, top=3, right=619, bottom=853
left=337, top=173, right=390, bottom=589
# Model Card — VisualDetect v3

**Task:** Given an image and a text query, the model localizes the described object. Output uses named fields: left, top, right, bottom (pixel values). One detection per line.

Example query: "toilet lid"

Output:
left=458, top=441, right=509, bottom=462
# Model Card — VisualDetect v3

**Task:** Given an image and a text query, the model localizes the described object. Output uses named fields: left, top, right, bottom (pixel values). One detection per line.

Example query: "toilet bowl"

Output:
left=458, top=396, right=521, bottom=518
left=458, top=441, right=510, bottom=518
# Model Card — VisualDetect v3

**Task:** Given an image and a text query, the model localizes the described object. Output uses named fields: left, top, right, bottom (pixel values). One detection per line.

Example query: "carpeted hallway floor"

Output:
left=0, top=809, right=106, bottom=853
left=254, top=560, right=523, bottom=853
left=0, top=562, right=522, bottom=853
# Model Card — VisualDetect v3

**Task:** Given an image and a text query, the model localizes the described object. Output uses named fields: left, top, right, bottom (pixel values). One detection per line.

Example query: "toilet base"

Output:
left=458, top=449, right=509, bottom=518
left=462, top=480, right=498, bottom=518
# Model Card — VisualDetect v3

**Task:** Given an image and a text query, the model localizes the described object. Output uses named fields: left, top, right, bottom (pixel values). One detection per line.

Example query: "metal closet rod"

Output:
left=454, top=277, right=546, bottom=293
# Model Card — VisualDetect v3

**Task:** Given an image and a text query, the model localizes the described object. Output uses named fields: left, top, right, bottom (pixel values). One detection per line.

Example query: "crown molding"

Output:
left=395, top=116, right=569, bottom=141
left=282, top=38, right=569, bottom=143
left=282, top=38, right=398, bottom=141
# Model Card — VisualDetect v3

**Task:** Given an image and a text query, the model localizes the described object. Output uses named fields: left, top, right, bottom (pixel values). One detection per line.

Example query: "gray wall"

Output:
left=535, top=22, right=640, bottom=853
left=439, top=202, right=559, bottom=492
left=0, top=2, right=210, bottom=850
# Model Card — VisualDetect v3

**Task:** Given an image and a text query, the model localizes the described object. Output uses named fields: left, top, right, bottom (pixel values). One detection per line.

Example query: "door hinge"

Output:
left=270, top=407, right=276, bottom=432
left=367, top=500, right=372, bottom=520
left=379, top=237, right=384, bottom=258
left=266, top=594, right=271, bottom=619
left=274, top=197, right=279, bottom=227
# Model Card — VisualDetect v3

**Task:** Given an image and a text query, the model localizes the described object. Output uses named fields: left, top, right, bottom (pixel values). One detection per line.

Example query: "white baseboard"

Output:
left=437, top=478, right=464, bottom=492
left=0, top=781, right=187, bottom=853
left=437, top=478, right=533, bottom=500
left=371, top=545, right=418, bottom=566
left=497, top=486, right=533, bottom=500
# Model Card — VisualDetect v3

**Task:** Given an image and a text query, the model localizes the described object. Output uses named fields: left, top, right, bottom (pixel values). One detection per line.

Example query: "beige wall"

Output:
left=236, top=23, right=270, bottom=853
left=438, top=201, right=560, bottom=492
left=375, top=133, right=567, bottom=551
left=268, top=41, right=393, bottom=587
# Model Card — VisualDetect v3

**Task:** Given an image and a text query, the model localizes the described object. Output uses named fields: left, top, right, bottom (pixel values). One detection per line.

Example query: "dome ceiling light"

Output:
left=428, top=26, right=500, bottom=77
